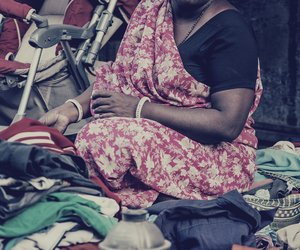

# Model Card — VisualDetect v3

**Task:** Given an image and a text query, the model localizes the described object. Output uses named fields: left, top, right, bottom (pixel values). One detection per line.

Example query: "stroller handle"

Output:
left=30, top=13, right=48, bottom=28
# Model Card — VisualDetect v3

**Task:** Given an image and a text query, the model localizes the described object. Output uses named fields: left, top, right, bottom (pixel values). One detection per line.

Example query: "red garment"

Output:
left=75, top=0, right=263, bottom=208
left=56, top=0, right=140, bottom=54
left=0, top=58, right=29, bottom=75
left=292, top=141, right=300, bottom=147
left=60, top=243, right=99, bottom=250
left=0, top=18, right=30, bottom=60
left=56, top=0, right=95, bottom=54
left=61, top=0, right=140, bottom=29
left=232, top=245, right=258, bottom=250
left=0, top=0, right=36, bottom=70
left=0, top=118, right=76, bottom=155
left=63, top=0, right=95, bottom=28
left=0, top=0, right=32, bottom=19
left=15, top=0, right=44, bottom=12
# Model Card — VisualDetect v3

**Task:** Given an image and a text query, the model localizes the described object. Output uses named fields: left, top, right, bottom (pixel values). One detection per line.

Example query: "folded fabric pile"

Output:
left=145, top=140, right=299, bottom=250
left=255, top=141, right=300, bottom=182
left=147, top=190, right=276, bottom=250
left=0, top=119, right=119, bottom=249
left=1, top=119, right=295, bottom=250
left=242, top=140, right=300, bottom=249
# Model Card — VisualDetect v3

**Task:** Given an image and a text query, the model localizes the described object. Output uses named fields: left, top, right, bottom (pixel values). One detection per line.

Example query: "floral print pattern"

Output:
left=75, top=0, right=263, bottom=207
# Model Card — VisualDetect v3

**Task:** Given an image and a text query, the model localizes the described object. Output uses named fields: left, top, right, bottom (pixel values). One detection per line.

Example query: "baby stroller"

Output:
left=0, top=0, right=130, bottom=128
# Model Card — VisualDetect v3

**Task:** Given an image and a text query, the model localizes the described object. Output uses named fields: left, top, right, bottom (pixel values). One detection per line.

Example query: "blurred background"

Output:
left=229, top=0, right=300, bottom=146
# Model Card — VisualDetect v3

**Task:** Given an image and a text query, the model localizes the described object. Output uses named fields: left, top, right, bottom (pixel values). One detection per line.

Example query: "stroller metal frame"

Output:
left=10, top=0, right=119, bottom=124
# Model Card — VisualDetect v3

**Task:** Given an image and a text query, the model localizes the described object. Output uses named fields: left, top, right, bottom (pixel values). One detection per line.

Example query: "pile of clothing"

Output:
left=1, top=118, right=299, bottom=250
left=0, top=119, right=120, bottom=249
left=143, top=140, right=300, bottom=250
left=242, top=140, right=300, bottom=249
left=147, top=190, right=276, bottom=250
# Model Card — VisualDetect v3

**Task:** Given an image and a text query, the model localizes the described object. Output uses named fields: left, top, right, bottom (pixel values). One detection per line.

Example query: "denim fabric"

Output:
left=147, top=190, right=276, bottom=250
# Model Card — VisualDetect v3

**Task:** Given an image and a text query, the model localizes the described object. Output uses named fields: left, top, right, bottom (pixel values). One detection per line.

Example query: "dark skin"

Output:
left=39, top=0, right=255, bottom=144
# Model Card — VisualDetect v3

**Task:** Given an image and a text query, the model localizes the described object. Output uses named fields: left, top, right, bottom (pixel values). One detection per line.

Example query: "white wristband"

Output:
left=65, top=99, right=83, bottom=122
left=135, top=97, right=150, bottom=118
left=25, top=9, right=36, bottom=21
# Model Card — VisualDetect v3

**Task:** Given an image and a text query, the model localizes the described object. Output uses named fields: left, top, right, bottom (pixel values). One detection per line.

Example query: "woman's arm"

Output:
left=39, top=85, right=93, bottom=132
left=141, top=88, right=254, bottom=144
left=92, top=87, right=255, bottom=144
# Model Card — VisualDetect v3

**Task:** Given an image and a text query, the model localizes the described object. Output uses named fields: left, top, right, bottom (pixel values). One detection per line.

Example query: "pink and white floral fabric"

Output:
left=75, top=0, right=263, bottom=208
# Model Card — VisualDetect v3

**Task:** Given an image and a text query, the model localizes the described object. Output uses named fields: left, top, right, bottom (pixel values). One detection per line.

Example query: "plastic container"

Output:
left=99, top=209, right=171, bottom=250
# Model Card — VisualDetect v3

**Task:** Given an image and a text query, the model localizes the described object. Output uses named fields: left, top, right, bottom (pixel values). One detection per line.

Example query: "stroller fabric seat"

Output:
left=0, top=0, right=33, bottom=68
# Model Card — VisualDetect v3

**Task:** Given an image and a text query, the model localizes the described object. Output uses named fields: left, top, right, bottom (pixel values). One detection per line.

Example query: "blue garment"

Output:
left=0, top=140, right=103, bottom=191
left=147, top=190, right=276, bottom=250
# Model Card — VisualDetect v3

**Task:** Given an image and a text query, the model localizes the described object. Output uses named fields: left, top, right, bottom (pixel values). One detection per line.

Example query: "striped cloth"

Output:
left=0, top=118, right=76, bottom=154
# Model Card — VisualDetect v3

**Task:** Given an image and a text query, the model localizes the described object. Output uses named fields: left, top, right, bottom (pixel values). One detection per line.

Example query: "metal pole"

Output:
left=75, top=4, right=105, bottom=63
left=12, top=48, right=42, bottom=124
left=85, top=0, right=118, bottom=66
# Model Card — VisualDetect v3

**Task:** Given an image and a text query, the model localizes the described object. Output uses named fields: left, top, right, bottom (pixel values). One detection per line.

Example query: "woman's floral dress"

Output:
left=75, top=0, right=263, bottom=208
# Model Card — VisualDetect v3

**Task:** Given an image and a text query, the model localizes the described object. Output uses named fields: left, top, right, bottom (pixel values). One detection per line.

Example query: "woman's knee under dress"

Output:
left=75, top=117, right=256, bottom=208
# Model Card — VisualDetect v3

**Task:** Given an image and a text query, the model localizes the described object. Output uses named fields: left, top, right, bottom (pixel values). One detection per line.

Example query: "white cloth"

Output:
left=78, top=194, right=120, bottom=217
left=58, top=230, right=100, bottom=247
left=270, top=141, right=300, bottom=156
left=254, top=189, right=271, bottom=200
left=29, top=177, right=60, bottom=190
left=12, top=196, right=118, bottom=250
left=0, top=177, right=17, bottom=186
left=277, top=223, right=300, bottom=249
left=0, top=176, right=59, bottom=190
left=13, top=222, right=77, bottom=250
left=12, top=239, right=38, bottom=250
left=296, top=147, right=300, bottom=156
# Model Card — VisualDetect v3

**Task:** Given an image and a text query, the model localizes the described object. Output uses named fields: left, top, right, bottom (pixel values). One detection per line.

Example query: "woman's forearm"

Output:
left=141, top=89, right=254, bottom=144
left=38, top=85, right=94, bottom=131
left=141, top=103, right=229, bottom=144
left=58, top=85, right=93, bottom=124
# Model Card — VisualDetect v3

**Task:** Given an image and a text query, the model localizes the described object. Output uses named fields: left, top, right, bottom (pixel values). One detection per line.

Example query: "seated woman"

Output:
left=40, top=0, right=262, bottom=208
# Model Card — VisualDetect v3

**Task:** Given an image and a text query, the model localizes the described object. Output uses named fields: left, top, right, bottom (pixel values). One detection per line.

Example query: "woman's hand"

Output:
left=91, top=90, right=139, bottom=119
left=39, top=102, right=78, bottom=133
